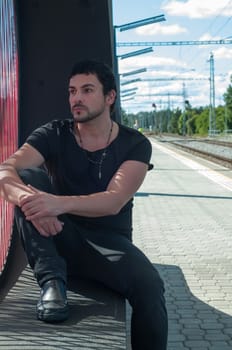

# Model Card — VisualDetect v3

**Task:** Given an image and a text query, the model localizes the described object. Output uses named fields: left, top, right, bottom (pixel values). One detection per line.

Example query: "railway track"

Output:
left=151, top=134, right=232, bottom=169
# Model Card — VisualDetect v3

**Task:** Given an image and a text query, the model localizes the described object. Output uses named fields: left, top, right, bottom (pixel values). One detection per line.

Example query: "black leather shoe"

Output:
left=36, top=279, right=69, bottom=323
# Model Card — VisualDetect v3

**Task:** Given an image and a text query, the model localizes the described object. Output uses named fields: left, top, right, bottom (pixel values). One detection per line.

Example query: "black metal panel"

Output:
left=15, top=0, right=114, bottom=144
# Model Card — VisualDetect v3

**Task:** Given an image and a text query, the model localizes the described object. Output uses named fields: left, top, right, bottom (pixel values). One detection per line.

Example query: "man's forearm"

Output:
left=61, top=191, right=125, bottom=218
left=0, top=164, right=34, bottom=206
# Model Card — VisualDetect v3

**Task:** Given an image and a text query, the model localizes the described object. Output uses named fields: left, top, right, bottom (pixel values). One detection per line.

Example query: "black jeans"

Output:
left=15, top=168, right=168, bottom=350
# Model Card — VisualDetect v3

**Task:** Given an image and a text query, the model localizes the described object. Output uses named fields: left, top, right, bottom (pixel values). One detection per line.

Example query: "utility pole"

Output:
left=208, top=52, right=216, bottom=136
left=182, top=83, right=187, bottom=135
left=167, top=93, right=171, bottom=132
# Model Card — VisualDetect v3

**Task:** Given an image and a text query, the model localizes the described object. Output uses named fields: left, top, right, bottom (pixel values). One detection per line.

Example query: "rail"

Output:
left=153, top=135, right=232, bottom=169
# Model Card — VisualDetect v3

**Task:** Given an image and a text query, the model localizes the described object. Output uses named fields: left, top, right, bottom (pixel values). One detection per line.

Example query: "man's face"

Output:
left=68, top=73, right=114, bottom=123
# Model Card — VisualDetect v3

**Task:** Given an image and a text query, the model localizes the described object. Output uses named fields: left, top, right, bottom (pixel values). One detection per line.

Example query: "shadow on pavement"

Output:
left=1, top=231, right=232, bottom=349
left=155, top=264, right=232, bottom=349
left=0, top=233, right=126, bottom=349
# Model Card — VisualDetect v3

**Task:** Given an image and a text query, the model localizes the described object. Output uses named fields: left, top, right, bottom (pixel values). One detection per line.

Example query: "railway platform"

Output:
left=1, top=137, right=232, bottom=349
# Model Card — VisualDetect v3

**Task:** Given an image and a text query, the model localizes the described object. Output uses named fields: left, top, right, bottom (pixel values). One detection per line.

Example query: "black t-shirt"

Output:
left=26, top=119, right=152, bottom=238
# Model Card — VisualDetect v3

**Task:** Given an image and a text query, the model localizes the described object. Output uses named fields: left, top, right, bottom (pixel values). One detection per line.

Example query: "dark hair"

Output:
left=69, top=59, right=117, bottom=112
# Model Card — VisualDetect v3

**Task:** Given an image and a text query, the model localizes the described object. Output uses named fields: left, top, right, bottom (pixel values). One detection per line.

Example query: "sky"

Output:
left=112, top=0, right=232, bottom=113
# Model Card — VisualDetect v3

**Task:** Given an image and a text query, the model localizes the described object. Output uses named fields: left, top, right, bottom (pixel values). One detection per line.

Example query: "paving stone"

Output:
left=1, top=138, right=232, bottom=349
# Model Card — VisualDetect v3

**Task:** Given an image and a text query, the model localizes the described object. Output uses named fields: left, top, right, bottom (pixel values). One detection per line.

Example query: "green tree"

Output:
left=121, top=108, right=129, bottom=126
left=169, top=108, right=181, bottom=134
left=195, top=107, right=209, bottom=135
left=215, top=105, right=226, bottom=132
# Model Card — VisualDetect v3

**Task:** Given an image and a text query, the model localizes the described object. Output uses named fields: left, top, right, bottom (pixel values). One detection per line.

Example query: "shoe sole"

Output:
left=37, top=306, right=69, bottom=323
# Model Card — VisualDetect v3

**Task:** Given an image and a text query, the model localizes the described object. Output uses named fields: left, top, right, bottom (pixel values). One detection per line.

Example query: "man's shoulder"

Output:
left=119, top=123, right=145, bottom=137
left=118, top=123, right=150, bottom=144
left=36, top=118, right=73, bottom=137
left=27, top=118, right=73, bottom=142
left=49, top=118, right=73, bottom=130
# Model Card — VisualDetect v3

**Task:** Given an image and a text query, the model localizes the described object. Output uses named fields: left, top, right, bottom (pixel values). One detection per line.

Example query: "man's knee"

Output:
left=18, top=167, right=52, bottom=192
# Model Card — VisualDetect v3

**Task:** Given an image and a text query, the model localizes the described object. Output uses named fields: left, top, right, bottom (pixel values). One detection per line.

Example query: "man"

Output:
left=0, top=59, right=167, bottom=349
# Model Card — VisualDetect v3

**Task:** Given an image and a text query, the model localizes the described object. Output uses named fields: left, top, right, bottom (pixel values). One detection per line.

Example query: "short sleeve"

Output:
left=126, top=137, right=152, bottom=166
left=25, top=121, right=58, bottom=161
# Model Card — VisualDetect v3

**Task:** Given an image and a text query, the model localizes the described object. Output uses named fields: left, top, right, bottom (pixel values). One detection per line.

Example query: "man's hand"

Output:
left=19, top=186, right=64, bottom=236
left=31, top=216, right=64, bottom=237
left=19, top=185, right=62, bottom=220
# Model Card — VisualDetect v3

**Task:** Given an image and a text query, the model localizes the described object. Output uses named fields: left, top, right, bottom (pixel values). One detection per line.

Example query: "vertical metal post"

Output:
left=167, top=93, right=171, bottom=133
left=112, top=27, right=121, bottom=123
left=182, top=83, right=187, bottom=135
left=209, top=52, right=216, bottom=136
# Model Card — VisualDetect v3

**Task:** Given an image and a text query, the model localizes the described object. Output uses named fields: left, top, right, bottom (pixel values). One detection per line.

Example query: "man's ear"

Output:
left=106, top=90, right=116, bottom=105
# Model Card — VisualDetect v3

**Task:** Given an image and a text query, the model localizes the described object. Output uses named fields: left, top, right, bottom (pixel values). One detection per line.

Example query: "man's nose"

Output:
left=71, top=91, right=82, bottom=103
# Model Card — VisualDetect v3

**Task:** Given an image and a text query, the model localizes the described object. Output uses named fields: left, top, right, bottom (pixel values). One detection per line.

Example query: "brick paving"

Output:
left=0, top=267, right=126, bottom=349
left=130, top=139, right=232, bottom=350
left=1, top=137, right=232, bottom=349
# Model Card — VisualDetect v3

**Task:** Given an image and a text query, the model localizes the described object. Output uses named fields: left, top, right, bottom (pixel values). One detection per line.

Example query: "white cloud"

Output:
left=119, top=54, right=187, bottom=73
left=162, top=0, right=232, bottom=19
left=199, top=33, right=222, bottom=41
left=213, top=46, right=232, bottom=59
left=136, top=22, right=187, bottom=36
left=117, top=41, right=231, bottom=111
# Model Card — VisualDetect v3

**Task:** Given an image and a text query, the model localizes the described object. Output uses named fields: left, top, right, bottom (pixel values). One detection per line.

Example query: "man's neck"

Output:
left=75, top=118, right=115, bottom=151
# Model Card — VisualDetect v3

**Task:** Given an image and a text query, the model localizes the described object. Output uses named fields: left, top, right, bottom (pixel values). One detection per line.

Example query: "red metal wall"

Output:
left=0, top=0, right=18, bottom=275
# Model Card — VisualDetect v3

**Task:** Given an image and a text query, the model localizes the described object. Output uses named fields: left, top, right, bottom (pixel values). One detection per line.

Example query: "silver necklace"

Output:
left=76, top=120, right=113, bottom=180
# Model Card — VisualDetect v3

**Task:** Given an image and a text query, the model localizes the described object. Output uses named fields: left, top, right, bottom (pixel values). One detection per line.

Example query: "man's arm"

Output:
left=20, top=160, right=149, bottom=220
left=66, top=160, right=148, bottom=216
left=0, top=143, right=45, bottom=205
left=0, top=143, right=64, bottom=237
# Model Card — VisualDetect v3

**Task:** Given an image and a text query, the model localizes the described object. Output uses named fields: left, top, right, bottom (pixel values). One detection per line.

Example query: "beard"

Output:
left=72, top=104, right=105, bottom=124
